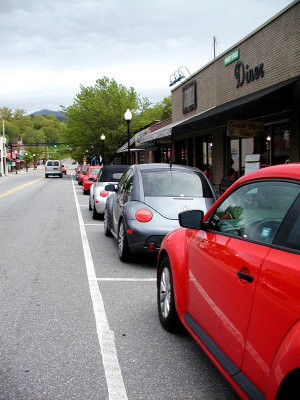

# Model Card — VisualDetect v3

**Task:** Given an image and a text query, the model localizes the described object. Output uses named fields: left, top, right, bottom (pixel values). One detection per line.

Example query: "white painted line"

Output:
left=96, top=278, right=156, bottom=282
left=72, top=177, right=127, bottom=400
left=85, top=223, right=103, bottom=226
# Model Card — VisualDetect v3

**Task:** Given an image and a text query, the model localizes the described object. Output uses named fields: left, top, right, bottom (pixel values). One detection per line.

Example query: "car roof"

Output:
left=100, top=165, right=129, bottom=181
left=131, top=163, right=202, bottom=173
left=236, top=164, right=300, bottom=185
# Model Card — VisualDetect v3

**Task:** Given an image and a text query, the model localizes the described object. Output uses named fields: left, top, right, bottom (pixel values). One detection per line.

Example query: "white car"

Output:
left=45, top=160, right=63, bottom=178
left=89, top=165, right=129, bottom=219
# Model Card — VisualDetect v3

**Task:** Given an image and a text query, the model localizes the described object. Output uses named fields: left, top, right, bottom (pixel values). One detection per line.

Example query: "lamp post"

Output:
left=25, top=152, right=28, bottom=172
left=124, top=109, right=132, bottom=164
left=101, top=134, right=105, bottom=165
left=33, top=154, right=36, bottom=169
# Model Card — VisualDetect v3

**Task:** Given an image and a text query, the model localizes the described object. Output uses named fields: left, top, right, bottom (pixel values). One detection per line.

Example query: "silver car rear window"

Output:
left=141, top=170, right=208, bottom=198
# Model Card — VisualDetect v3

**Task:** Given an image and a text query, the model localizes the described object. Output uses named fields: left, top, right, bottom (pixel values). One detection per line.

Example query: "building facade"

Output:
left=139, top=0, right=300, bottom=193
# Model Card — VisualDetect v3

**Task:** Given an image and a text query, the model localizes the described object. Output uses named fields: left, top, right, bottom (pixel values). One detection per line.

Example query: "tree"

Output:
left=63, top=77, right=172, bottom=163
left=14, top=109, right=27, bottom=119
left=0, top=106, right=13, bottom=121
left=63, top=77, right=142, bottom=163
left=0, top=120, right=20, bottom=141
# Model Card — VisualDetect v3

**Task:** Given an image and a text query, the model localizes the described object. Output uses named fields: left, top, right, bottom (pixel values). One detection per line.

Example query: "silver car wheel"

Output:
left=157, top=256, right=181, bottom=332
left=103, top=207, right=112, bottom=237
left=160, top=267, right=171, bottom=318
left=118, top=222, right=125, bottom=256
left=118, top=221, right=130, bottom=261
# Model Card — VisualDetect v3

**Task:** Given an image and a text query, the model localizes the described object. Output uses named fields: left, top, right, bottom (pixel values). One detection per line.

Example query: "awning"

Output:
left=174, top=76, right=298, bottom=130
left=139, top=76, right=298, bottom=144
left=138, top=118, right=194, bottom=144
left=117, top=128, right=147, bottom=153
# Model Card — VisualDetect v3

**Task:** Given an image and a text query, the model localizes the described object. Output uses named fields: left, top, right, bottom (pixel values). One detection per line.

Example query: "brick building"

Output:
left=139, top=0, right=300, bottom=192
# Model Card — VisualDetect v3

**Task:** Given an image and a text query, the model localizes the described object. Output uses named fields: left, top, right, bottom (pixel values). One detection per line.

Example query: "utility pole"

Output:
left=2, top=120, right=7, bottom=176
left=213, top=36, right=216, bottom=58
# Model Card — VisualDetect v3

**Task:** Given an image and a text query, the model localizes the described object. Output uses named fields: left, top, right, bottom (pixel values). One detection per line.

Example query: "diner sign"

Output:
left=224, top=49, right=239, bottom=66
left=227, top=120, right=264, bottom=137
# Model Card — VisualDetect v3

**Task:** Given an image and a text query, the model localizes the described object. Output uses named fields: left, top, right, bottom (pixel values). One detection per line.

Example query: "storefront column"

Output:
left=212, top=127, right=225, bottom=190
left=289, top=81, right=300, bottom=162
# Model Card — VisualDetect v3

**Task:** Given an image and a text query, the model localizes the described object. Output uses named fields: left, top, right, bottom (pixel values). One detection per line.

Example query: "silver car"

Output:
left=45, top=160, right=63, bottom=178
left=104, top=163, right=217, bottom=261
left=89, top=165, right=129, bottom=219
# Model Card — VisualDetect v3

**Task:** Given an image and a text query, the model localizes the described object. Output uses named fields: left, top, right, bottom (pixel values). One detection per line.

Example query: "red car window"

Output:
left=208, top=181, right=300, bottom=244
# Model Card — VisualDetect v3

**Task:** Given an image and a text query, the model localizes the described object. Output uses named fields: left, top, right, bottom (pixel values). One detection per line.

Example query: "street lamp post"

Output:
left=25, top=152, right=28, bottom=172
left=124, top=109, right=132, bottom=164
left=101, top=134, right=105, bottom=165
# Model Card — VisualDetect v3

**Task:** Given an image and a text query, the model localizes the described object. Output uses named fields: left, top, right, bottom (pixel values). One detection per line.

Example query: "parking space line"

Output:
left=85, top=223, right=103, bottom=226
left=96, top=278, right=156, bottom=282
left=72, top=177, right=128, bottom=400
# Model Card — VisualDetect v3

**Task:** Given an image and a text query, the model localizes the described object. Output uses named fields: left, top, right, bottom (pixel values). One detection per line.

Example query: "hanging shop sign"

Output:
left=227, top=120, right=264, bottom=137
left=224, top=49, right=239, bottom=66
left=234, top=61, right=265, bottom=88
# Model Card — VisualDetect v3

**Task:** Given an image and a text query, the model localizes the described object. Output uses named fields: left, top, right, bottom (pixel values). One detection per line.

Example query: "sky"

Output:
left=0, top=0, right=294, bottom=115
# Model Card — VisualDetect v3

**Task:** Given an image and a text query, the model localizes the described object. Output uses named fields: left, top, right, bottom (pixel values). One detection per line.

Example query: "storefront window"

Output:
left=273, top=123, right=290, bottom=164
left=229, top=121, right=290, bottom=177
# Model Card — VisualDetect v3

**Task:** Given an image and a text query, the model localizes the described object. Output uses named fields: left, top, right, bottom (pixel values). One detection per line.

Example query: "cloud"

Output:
left=0, top=0, right=293, bottom=113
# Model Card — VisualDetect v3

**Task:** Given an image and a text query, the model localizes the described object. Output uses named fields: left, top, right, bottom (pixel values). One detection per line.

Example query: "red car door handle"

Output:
left=237, top=271, right=254, bottom=283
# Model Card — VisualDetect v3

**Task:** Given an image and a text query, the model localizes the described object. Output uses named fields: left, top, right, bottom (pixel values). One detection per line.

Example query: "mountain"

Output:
left=31, top=109, right=67, bottom=120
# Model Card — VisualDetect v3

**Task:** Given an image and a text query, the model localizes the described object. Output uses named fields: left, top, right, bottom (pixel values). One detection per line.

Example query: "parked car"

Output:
left=104, top=163, right=216, bottom=261
left=89, top=165, right=129, bottom=219
left=75, top=165, right=83, bottom=180
left=77, top=165, right=89, bottom=185
left=157, top=163, right=300, bottom=400
left=82, top=166, right=102, bottom=195
left=44, top=160, right=63, bottom=178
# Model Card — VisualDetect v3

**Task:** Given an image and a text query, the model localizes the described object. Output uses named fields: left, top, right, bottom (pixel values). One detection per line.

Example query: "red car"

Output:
left=82, top=166, right=102, bottom=195
left=77, top=165, right=90, bottom=186
left=157, top=163, right=300, bottom=400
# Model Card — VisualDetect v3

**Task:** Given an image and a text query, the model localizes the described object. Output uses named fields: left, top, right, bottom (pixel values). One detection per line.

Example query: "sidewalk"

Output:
left=0, top=164, right=44, bottom=178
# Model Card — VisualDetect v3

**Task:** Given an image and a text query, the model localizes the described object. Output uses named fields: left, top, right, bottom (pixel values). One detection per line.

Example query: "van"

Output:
left=45, top=160, right=63, bottom=178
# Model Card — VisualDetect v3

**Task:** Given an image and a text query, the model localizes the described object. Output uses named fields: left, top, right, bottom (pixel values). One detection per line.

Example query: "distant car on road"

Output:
left=104, top=163, right=216, bottom=261
left=157, top=163, right=300, bottom=400
left=82, top=166, right=102, bottom=195
left=89, top=164, right=129, bottom=219
left=45, top=160, right=63, bottom=178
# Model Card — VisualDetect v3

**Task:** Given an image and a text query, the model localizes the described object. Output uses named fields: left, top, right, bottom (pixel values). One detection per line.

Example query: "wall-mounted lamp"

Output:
left=169, top=66, right=191, bottom=87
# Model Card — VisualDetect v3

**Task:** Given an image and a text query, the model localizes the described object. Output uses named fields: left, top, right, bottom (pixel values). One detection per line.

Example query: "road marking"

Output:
left=85, top=223, right=103, bottom=226
left=0, top=177, right=44, bottom=198
left=96, top=278, right=156, bottom=282
left=80, top=204, right=89, bottom=207
left=72, top=177, right=127, bottom=400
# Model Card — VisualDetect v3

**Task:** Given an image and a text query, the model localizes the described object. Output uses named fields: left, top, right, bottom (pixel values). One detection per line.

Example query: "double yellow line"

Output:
left=0, top=177, right=44, bottom=198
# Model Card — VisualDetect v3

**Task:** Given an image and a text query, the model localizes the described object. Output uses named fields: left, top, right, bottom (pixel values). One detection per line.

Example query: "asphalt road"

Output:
left=0, top=160, right=239, bottom=400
